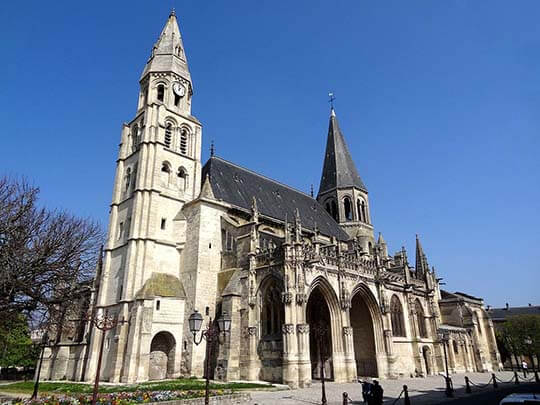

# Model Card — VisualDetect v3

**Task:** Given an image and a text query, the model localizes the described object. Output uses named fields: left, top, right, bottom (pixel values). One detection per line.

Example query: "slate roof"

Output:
left=318, top=109, right=367, bottom=196
left=488, top=306, right=540, bottom=321
left=202, top=156, right=350, bottom=241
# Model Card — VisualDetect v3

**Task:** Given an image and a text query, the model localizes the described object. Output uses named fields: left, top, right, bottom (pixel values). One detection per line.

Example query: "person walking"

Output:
left=370, top=380, right=384, bottom=405
left=522, top=360, right=528, bottom=378
left=359, top=379, right=373, bottom=404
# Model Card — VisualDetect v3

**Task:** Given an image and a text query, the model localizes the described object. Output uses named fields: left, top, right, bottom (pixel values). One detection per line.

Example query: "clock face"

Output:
left=173, top=83, right=185, bottom=97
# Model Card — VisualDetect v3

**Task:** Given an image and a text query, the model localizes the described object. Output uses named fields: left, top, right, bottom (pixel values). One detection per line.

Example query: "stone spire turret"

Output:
left=415, top=234, right=429, bottom=280
left=140, top=10, right=192, bottom=84
left=317, top=108, right=374, bottom=249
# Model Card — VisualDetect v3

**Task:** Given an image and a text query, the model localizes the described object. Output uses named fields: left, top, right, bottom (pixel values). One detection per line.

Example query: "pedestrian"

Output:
left=522, top=360, right=528, bottom=378
left=371, top=380, right=384, bottom=405
left=359, top=379, right=373, bottom=404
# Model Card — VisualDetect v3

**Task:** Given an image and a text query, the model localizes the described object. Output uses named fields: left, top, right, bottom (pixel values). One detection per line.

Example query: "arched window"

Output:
left=157, top=84, right=165, bottom=102
left=132, top=164, right=138, bottom=191
left=331, top=200, right=338, bottom=221
left=357, top=199, right=363, bottom=222
left=415, top=300, right=428, bottom=338
left=390, top=295, right=406, bottom=337
left=179, top=128, right=188, bottom=155
left=344, top=197, right=352, bottom=221
left=124, top=167, right=131, bottom=192
left=261, top=280, right=284, bottom=338
left=132, top=124, right=139, bottom=151
left=164, top=123, right=172, bottom=148
left=161, top=162, right=171, bottom=186
left=177, top=167, right=188, bottom=191
left=361, top=200, right=367, bottom=223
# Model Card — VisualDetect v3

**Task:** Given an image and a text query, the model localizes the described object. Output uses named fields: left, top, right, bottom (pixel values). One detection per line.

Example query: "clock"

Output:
left=172, top=83, right=185, bottom=97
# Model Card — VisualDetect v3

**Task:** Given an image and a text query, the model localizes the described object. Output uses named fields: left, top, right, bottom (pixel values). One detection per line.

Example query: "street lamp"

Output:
left=437, top=329, right=454, bottom=397
left=31, top=331, right=50, bottom=400
left=188, top=309, right=231, bottom=405
left=311, top=321, right=328, bottom=405
left=85, top=309, right=127, bottom=405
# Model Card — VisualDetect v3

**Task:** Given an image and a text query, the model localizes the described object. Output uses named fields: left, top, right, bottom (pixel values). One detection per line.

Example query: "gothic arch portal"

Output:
left=306, top=277, right=342, bottom=381
left=350, top=283, right=384, bottom=377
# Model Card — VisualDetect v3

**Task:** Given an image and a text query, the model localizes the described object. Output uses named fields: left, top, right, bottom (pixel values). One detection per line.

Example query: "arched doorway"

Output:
left=422, top=346, right=432, bottom=375
left=306, top=286, right=333, bottom=380
left=350, top=292, right=377, bottom=377
left=149, top=331, right=176, bottom=380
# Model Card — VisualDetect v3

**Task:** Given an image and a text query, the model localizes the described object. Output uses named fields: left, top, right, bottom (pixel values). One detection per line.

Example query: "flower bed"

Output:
left=11, top=389, right=234, bottom=405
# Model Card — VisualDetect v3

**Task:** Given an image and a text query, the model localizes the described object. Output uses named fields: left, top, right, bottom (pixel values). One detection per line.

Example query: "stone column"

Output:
left=342, top=326, right=356, bottom=381
left=296, top=323, right=311, bottom=388
left=282, top=323, right=299, bottom=387
left=246, top=326, right=260, bottom=381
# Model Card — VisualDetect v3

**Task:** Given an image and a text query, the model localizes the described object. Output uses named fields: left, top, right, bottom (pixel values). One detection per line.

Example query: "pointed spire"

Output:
left=200, top=174, right=215, bottom=199
left=294, top=208, right=302, bottom=243
left=140, top=12, right=191, bottom=83
left=415, top=234, right=428, bottom=279
left=318, top=108, right=367, bottom=197
left=377, top=232, right=385, bottom=245
left=251, top=196, right=259, bottom=222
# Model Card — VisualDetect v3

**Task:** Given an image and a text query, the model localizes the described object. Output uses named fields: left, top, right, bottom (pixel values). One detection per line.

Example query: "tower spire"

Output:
left=317, top=108, right=367, bottom=197
left=140, top=12, right=191, bottom=84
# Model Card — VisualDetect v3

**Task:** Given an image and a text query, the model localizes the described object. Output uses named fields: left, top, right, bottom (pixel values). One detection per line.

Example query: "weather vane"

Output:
left=328, top=92, right=336, bottom=109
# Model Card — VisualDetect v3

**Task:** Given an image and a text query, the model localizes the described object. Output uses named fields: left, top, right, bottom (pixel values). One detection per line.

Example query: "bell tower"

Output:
left=317, top=108, right=374, bottom=252
left=88, top=11, right=202, bottom=383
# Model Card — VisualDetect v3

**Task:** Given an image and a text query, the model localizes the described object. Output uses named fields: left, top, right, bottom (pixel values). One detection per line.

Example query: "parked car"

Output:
left=500, top=393, right=540, bottom=404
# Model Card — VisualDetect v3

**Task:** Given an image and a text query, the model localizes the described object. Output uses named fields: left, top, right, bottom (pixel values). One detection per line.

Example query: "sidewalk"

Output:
left=248, top=371, right=522, bottom=405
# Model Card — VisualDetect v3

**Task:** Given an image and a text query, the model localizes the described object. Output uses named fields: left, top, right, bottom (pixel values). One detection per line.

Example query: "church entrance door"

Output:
left=307, top=286, right=333, bottom=381
left=350, top=291, right=378, bottom=377
left=149, top=331, right=176, bottom=380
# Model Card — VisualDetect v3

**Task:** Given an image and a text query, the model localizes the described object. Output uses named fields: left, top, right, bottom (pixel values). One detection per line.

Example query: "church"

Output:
left=40, top=11, right=502, bottom=388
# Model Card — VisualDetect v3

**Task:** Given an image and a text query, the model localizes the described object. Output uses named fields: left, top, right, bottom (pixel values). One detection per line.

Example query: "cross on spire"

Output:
left=328, top=92, right=336, bottom=110
left=210, top=140, right=215, bottom=157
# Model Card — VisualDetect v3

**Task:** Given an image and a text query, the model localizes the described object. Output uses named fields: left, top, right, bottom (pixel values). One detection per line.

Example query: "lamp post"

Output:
left=31, top=331, right=50, bottom=400
left=311, top=321, right=328, bottom=405
left=188, top=309, right=231, bottom=405
left=438, top=330, right=454, bottom=397
left=86, top=309, right=127, bottom=405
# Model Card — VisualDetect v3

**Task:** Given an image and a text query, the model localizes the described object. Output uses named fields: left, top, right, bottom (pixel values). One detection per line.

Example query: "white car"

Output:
left=499, top=393, right=540, bottom=404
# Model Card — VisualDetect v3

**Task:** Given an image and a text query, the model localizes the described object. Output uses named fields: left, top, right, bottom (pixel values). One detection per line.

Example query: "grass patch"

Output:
left=0, top=379, right=271, bottom=395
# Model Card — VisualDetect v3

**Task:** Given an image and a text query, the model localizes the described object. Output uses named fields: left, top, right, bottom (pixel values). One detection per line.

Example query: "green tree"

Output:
left=0, top=314, right=39, bottom=368
left=498, top=314, right=540, bottom=369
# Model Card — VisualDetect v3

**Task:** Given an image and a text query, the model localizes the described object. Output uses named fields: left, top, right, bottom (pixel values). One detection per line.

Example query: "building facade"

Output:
left=42, top=12, right=502, bottom=387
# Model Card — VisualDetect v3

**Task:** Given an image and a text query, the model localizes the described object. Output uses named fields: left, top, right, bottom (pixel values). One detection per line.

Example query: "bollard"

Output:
left=514, top=371, right=520, bottom=385
left=342, top=392, right=348, bottom=405
left=464, top=376, right=472, bottom=393
left=535, top=370, right=540, bottom=384
left=492, top=373, right=498, bottom=389
left=403, top=385, right=411, bottom=405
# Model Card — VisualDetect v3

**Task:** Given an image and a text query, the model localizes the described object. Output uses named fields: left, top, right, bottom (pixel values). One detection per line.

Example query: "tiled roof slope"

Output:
left=202, top=156, right=350, bottom=241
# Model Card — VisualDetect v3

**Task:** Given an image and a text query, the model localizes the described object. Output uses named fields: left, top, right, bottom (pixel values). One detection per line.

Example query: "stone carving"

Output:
left=296, top=292, right=307, bottom=304
left=282, top=324, right=295, bottom=335
left=282, top=291, right=293, bottom=305
left=297, top=324, right=309, bottom=334
left=343, top=326, right=353, bottom=336
left=247, top=326, right=257, bottom=336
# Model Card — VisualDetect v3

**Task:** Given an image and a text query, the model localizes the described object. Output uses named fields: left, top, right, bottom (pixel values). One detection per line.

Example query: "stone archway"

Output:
left=350, top=284, right=385, bottom=378
left=149, top=331, right=176, bottom=380
left=306, top=286, right=333, bottom=380
left=350, top=291, right=378, bottom=377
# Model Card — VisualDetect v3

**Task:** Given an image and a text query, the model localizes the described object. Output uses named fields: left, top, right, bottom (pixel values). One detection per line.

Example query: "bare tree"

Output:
left=0, top=176, right=103, bottom=327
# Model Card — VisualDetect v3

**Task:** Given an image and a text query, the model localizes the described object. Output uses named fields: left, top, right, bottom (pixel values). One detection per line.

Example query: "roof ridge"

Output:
left=211, top=156, right=316, bottom=200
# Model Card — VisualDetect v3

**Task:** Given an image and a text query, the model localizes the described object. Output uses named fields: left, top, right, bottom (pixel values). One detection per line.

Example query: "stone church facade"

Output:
left=41, top=12, right=502, bottom=387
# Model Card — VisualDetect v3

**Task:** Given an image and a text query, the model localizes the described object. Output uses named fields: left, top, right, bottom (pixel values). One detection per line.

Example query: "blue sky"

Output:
left=1, top=1, right=538, bottom=307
